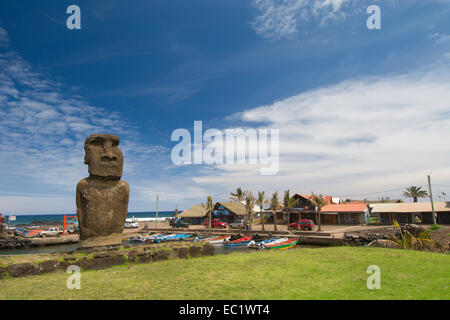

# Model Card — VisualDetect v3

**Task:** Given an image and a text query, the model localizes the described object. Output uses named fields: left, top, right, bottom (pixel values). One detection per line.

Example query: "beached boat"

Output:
left=166, top=233, right=192, bottom=241
left=223, top=236, right=252, bottom=247
left=263, top=238, right=298, bottom=250
left=205, top=235, right=231, bottom=244
left=247, top=237, right=280, bottom=248
left=153, top=234, right=179, bottom=243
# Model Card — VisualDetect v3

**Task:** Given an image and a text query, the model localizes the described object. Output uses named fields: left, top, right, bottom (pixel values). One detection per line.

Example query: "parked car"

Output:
left=288, top=220, right=315, bottom=231
left=229, top=219, right=245, bottom=229
left=172, top=220, right=190, bottom=228
left=204, top=219, right=228, bottom=228
left=39, top=227, right=62, bottom=238
left=124, top=221, right=139, bottom=228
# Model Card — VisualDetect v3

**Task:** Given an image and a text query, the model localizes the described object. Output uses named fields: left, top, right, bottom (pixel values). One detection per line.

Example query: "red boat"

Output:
left=223, top=236, right=252, bottom=247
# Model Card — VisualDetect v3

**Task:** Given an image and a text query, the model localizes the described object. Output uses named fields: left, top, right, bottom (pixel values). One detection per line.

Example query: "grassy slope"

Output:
left=0, top=247, right=448, bottom=300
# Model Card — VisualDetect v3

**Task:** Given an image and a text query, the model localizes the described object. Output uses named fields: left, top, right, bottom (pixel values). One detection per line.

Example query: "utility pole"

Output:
left=427, top=174, right=437, bottom=225
left=155, top=195, right=159, bottom=229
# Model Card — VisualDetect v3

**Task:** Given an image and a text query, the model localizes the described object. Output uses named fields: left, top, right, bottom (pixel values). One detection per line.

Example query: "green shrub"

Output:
left=429, top=224, right=442, bottom=231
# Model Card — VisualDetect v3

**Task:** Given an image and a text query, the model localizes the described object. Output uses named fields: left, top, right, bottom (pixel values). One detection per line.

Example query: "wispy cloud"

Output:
left=250, top=0, right=450, bottom=41
left=0, top=27, right=171, bottom=213
left=250, top=0, right=358, bottom=40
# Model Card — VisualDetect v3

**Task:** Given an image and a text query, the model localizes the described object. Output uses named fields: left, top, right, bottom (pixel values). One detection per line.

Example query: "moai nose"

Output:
left=101, top=143, right=118, bottom=161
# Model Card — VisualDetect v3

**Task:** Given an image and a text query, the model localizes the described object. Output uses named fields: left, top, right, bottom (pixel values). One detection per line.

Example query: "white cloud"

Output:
left=250, top=0, right=357, bottom=40
left=191, top=66, right=450, bottom=200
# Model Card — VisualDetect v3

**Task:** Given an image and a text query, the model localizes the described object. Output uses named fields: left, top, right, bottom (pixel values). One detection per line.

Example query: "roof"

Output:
left=176, top=204, right=208, bottom=218
left=295, top=194, right=334, bottom=204
left=369, top=202, right=450, bottom=213
left=216, top=201, right=247, bottom=216
left=321, top=203, right=368, bottom=213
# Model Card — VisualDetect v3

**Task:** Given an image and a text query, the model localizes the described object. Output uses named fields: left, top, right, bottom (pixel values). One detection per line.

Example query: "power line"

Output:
left=337, top=187, right=412, bottom=198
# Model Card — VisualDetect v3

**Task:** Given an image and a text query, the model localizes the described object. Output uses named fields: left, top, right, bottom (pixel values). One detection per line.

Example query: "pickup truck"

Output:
left=124, top=221, right=139, bottom=228
left=172, top=220, right=190, bottom=228
left=39, top=227, right=62, bottom=238
left=204, top=219, right=228, bottom=229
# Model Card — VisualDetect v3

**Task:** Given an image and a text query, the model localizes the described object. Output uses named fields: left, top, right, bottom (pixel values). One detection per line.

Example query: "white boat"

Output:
left=258, top=237, right=289, bottom=249
left=205, top=235, right=231, bottom=244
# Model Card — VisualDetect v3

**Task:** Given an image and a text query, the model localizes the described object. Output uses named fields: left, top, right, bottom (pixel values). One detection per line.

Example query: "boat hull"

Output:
left=266, top=239, right=298, bottom=250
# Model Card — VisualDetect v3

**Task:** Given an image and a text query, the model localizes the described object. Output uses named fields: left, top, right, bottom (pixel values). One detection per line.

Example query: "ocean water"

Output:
left=5, top=211, right=175, bottom=226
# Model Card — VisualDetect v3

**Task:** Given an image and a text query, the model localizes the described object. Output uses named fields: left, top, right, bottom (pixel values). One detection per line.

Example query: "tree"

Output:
left=283, top=190, right=299, bottom=226
left=256, top=191, right=269, bottom=231
left=403, top=186, right=428, bottom=203
left=202, top=196, right=214, bottom=229
left=270, top=192, right=281, bottom=231
left=377, top=196, right=390, bottom=203
left=310, top=192, right=329, bottom=232
left=244, top=193, right=256, bottom=231
left=230, top=187, right=248, bottom=202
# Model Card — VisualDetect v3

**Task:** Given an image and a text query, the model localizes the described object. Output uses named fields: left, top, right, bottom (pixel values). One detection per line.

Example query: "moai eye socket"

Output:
left=89, top=138, right=104, bottom=147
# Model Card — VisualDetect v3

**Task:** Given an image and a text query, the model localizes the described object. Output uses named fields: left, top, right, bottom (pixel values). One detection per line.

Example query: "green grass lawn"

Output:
left=0, top=247, right=448, bottom=300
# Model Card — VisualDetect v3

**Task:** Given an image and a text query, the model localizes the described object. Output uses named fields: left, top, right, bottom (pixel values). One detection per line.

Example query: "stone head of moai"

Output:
left=84, top=134, right=123, bottom=179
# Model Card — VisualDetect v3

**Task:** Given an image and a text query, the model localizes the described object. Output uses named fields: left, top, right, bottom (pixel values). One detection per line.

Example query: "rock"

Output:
left=189, top=246, right=202, bottom=258
left=7, top=263, right=39, bottom=277
left=38, top=260, right=60, bottom=274
left=63, top=254, right=76, bottom=261
left=201, top=243, right=215, bottom=256
left=0, top=267, right=6, bottom=279
left=93, top=252, right=112, bottom=259
left=156, top=249, right=170, bottom=261
left=179, top=247, right=188, bottom=259
left=77, top=134, right=129, bottom=248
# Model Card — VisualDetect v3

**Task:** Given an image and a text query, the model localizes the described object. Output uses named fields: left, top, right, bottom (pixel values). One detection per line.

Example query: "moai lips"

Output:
left=76, top=134, right=130, bottom=248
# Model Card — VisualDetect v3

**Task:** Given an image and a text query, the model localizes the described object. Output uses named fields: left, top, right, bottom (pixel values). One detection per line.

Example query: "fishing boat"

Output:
left=153, top=234, right=179, bottom=243
left=167, top=233, right=192, bottom=241
left=247, top=237, right=279, bottom=248
left=223, top=236, right=252, bottom=247
left=255, top=237, right=289, bottom=249
left=205, top=235, right=231, bottom=244
left=263, top=238, right=298, bottom=250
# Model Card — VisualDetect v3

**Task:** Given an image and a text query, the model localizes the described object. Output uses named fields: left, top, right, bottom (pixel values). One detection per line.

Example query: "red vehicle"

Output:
left=204, top=219, right=228, bottom=228
left=288, top=220, right=315, bottom=231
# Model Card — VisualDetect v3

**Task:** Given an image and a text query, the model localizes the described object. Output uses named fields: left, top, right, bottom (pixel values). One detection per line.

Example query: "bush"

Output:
left=429, top=224, right=442, bottom=231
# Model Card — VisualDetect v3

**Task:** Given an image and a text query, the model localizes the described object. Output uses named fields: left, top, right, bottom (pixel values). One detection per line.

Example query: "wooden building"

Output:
left=176, top=204, right=208, bottom=225
left=320, top=203, right=369, bottom=225
left=369, top=202, right=450, bottom=224
left=214, top=201, right=248, bottom=224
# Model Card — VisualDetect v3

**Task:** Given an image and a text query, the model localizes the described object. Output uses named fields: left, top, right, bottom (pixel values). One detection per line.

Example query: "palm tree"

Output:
left=202, top=196, right=214, bottom=229
left=403, top=186, right=428, bottom=202
left=256, top=191, right=269, bottom=231
left=244, top=193, right=256, bottom=231
left=230, top=187, right=247, bottom=202
left=283, top=190, right=299, bottom=226
left=310, top=192, right=329, bottom=232
left=377, top=196, right=390, bottom=203
left=270, top=192, right=281, bottom=231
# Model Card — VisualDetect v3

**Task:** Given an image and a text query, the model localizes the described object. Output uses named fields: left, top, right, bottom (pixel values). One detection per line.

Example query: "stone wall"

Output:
left=0, top=242, right=215, bottom=279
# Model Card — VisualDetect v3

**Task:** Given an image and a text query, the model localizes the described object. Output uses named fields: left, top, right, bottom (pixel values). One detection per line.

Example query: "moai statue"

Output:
left=76, top=134, right=129, bottom=248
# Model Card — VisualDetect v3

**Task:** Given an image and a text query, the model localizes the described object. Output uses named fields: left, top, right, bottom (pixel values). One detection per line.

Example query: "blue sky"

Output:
left=0, top=0, right=450, bottom=214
